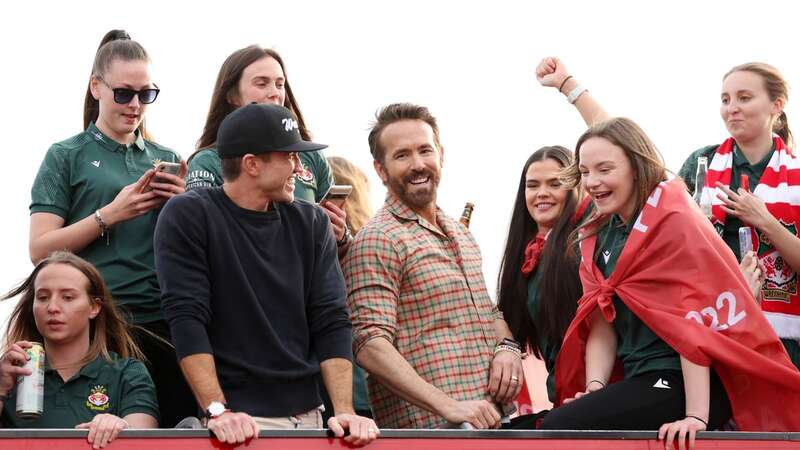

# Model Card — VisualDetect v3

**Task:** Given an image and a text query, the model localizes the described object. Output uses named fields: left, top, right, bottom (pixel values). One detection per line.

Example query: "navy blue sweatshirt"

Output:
left=154, top=187, right=352, bottom=417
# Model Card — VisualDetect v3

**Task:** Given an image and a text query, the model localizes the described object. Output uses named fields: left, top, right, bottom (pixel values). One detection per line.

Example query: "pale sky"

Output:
left=1, top=0, right=797, bottom=324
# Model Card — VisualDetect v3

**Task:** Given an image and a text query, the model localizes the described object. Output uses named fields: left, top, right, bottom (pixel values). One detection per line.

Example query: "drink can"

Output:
left=16, top=342, right=45, bottom=419
left=739, top=227, right=753, bottom=259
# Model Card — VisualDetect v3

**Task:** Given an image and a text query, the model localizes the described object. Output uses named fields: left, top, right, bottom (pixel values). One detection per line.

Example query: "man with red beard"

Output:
left=342, top=103, right=523, bottom=429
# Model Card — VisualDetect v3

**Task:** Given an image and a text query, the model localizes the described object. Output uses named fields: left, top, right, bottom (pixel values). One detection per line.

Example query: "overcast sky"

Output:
left=1, top=0, right=798, bottom=323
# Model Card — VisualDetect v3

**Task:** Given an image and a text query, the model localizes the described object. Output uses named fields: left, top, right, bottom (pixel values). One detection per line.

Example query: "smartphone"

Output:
left=739, top=226, right=753, bottom=259
left=155, top=161, right=182, bottom=176
left=322, top=185, right=353, bottom=208
left=144, top=161, right=182, bottom=193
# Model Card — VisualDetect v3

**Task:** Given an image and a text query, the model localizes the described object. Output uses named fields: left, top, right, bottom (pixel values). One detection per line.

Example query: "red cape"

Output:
left=555, top=177, right=800, bottom=431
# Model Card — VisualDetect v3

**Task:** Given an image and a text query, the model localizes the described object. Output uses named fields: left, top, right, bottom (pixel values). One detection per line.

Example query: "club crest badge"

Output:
left=86, top=385, right=111, bottom=412
left=758, top=223, right=798, bottom=304
left=296, top=161, right=315, bottom=183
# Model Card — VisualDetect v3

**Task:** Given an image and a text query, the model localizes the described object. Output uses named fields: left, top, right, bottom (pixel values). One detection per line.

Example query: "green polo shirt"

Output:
left=526, top=270, right=559, bottom=402
left=596, top=215, right=681, bottom=377
left=186, top=147, right=333, bottom=202
left=30, top=123, right=180, bottom=324
left=1, top=353, right=158, bottom=428
left=678, top=143, right=774, bottom=260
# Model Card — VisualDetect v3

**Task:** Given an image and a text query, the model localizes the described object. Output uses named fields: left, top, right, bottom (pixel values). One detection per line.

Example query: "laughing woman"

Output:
left=28, top=29, right=193, bottom=427
left=538, top=118, right=800, bottom=449
left=0, top=252, right=157, bottom=449
left=677, top=63, right=800, bottom=368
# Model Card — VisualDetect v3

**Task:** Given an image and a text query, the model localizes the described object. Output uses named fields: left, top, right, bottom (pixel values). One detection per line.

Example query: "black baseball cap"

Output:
left=217, top=103, right=327, bottom=158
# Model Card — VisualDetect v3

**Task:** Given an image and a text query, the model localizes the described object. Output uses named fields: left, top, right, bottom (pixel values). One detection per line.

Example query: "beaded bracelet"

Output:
left=493, top=344, right=522, bottom=358
left=94, top=209, right=110, bottom=246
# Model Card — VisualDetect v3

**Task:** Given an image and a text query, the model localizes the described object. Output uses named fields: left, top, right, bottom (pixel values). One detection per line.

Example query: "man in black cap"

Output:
left=154, top=103, right=378, bottom=445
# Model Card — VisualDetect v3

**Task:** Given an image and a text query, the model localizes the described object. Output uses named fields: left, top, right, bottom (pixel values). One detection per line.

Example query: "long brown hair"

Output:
left=327, top=156, right=373, bottom=234
left=562, top=117, right=667, bottom=243
left=83, top=29, right=152, bottom=140
left=192, top=45, right=310, bottom=160
left=497, top=146, right=582, bottom=355
left=725, top=62, right=793, bottom=152
left=2, top=252, right=144, bottom=366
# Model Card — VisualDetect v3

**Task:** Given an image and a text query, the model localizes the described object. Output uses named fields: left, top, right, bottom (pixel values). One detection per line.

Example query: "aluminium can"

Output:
left=16, top=342, right=45, bottom=419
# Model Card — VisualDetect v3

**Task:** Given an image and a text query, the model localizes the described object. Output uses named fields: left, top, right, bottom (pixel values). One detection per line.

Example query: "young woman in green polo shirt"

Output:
left=28, top=29, right=194, bottom=427
left=677, top=63, right=800, bottom=368
left=0, top=251, right=158, bottom=448
left=496, top=146, right=587, bottom=412
left=186, top=45, right=351, bottom=248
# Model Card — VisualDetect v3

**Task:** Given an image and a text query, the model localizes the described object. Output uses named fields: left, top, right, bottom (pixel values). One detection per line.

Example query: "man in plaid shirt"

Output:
left=343, top=103, right=524, bottom=429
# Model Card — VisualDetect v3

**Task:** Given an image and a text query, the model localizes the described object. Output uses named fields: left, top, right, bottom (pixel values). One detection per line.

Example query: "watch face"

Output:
left=207, top=402, right=226, bottom=417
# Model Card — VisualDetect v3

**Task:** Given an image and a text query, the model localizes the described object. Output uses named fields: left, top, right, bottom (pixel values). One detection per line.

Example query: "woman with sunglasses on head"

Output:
left=535, top=59, right=800, bottom=448
left=186, top=46, right=351, bottom=251
left=677, top=63, right=800, bottom=369
left=28, top=29, right=194, bottom=427
left=0, top=252, right=158, bottom=449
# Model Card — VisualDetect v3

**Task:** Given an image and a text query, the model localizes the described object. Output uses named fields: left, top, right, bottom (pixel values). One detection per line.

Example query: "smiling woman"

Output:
left=0, top=251, right=157, bottom=448
left=496, top=146, right=587, bottom=420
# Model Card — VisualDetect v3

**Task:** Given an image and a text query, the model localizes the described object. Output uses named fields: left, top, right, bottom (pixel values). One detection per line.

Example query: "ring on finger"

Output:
left=510, top=375, right=519, bottom=383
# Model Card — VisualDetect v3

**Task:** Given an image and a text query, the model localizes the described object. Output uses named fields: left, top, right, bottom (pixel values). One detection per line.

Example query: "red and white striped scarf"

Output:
left=702, top=136, right=800, bottom=337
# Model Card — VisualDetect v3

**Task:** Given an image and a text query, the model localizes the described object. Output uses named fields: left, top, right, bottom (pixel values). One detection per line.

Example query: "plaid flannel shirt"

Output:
left=343, top=195, right=502, bottom=428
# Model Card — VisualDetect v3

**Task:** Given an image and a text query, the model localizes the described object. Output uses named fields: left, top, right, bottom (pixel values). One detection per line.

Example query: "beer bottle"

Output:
left=459, top=202, right=475, bottom=228
left=694, top=157, right=712, bottom=218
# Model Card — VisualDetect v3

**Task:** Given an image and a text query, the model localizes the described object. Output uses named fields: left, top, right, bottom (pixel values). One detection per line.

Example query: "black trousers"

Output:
left=538, top=370, right=732, bottom=430
left=132, top=320, right=197, bottom=428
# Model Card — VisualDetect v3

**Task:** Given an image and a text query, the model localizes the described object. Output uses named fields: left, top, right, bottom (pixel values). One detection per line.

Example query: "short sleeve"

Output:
left=30, top=145, right=72, bottom=217
left=186, top=149, right=223, bottom=191
left=342, top=225, right=402, bottom=354
left=312, top=151, right=333, bottom=202
left=117, top=359, right=160, bottom=420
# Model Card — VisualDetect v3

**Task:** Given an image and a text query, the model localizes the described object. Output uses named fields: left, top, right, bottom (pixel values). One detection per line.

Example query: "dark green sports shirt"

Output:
left=30, top=123, right=180, bottom=324
left=2, top=353, right=158, bottom=427
left=596, top=215, right=682, bottom=377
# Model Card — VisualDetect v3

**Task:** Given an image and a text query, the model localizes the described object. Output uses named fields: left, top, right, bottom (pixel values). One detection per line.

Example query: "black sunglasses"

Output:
left=100, top=78, right=160, bottom=104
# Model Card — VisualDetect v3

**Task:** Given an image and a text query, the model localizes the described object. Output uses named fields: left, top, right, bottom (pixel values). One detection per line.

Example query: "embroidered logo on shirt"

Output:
left=90, top=160, right=101, bottom=168
left=653, top=378, right=671, bottom=389
left=86, top=385, right=111, bottom=411
left=602, top=250, right=611, bottom=264
left=296, top=161, right=314, bottom=183
left=93, top=132, right=104, bottom=141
